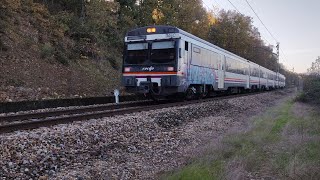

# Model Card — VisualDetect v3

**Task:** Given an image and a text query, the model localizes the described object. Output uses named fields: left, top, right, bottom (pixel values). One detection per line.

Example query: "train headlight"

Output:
left=124, top=67, right=131, bottom=72
left=167, top=67, right=174, bottom=71
left=147, top=27, right=156, bottom=33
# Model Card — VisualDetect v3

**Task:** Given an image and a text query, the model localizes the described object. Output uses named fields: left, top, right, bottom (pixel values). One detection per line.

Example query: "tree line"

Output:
left=308, top=56, right=320, bottom=75
left=4, top=0, right=294, bottom=78
left=298, top=56, right=320, bottom=104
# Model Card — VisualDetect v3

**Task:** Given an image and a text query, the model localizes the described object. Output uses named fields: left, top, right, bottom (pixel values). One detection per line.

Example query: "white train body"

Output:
left=122, top=26, right=285, bottom=98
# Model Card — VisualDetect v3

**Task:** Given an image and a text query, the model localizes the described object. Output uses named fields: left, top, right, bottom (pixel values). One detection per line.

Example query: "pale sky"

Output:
left=203, top=0, right=320, bottom=73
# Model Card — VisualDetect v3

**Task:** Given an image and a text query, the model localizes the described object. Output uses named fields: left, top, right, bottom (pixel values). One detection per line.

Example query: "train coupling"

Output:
left=138, top=81, right=152, bottom=94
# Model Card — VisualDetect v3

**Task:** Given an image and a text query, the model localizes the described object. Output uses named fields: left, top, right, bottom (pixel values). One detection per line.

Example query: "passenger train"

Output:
left=122, top=25, right=285, bottom=100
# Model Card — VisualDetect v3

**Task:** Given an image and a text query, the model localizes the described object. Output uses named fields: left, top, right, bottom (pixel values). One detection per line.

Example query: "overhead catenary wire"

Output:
left=243, top=0, right=289, bottom=65
left=208, top=0, right=276, bottom=45
left=206, top=0, right=290, bottom=70
left=226, top=0, right=241, bottom=14
left=245, top=0, right=290, bottom=65
left=220, top=1, right=285, bottom=67
left=211, top=0, right=272, bottom=45
left=201, top=0, right=218, bottom=17
left=201, top=0, right=271, bottom=47
left=280, top=49, right=290, bottom=64
left=212, top=0, right=221, bottom=9
left=244, top=0, right=278, bottom=43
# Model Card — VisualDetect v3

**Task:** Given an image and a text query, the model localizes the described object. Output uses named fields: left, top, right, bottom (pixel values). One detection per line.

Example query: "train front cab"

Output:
left=122, top=27, right=183, bottom=98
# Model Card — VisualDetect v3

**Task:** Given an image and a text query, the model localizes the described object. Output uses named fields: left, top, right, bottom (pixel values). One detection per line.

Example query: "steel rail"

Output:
left=0, top=100, right=158, bottom=123
left=0, top=91, right=267, bottom=134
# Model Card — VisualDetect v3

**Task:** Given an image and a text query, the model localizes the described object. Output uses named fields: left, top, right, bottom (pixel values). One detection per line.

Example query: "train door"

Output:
left=276, top=73, right=278, bottom=87
left=218, top=55, right=225, bottom=89
left=246, top=64, right=250, bottom=89
left=266, top=72, right=269, bottom=89
left=185, top=41, right=191, bottom=81
left=258, top=67, right=261, bottom=89
left=181, top=40, right=189, bottom=75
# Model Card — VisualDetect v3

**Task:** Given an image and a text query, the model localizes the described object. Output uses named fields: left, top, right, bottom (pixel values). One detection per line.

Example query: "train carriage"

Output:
left=122, top=25, right=285, bottom=99
left=249, top=62, right=261, bottom=90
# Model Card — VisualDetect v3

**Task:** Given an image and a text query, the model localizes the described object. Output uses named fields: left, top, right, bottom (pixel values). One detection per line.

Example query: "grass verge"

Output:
left=163, top=100, right=320, bottom=179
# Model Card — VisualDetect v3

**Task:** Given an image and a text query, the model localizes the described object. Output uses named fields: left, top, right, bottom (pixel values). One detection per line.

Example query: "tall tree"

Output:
left=153, top=0, right=211, bottom=39
left=208, top=10, right=254, bottom=57
left=115, top=0, right=139, bottom=32
left=136, top=0, right=158, bottom=26
left=308, top=57, right=320, bottom=75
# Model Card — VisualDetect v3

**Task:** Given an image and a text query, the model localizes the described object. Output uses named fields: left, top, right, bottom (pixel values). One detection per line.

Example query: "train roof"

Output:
left=127, top=25, right=180, bottom=36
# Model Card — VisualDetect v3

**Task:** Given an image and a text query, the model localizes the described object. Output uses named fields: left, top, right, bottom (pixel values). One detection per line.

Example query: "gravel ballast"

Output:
left=0, top=89, right=294, bottom=179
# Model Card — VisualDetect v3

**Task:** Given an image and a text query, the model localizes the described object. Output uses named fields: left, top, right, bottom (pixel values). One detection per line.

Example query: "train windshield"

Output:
left=151, top=41, right=175, bottom=64
left=125, top=43, right=148, bottom=64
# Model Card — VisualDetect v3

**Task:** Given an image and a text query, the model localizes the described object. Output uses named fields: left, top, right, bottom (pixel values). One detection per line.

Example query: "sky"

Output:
left=202, top=0, right=320, bottom=73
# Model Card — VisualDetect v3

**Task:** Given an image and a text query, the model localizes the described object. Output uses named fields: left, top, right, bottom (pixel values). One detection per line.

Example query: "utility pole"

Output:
left=276, top=42, right=280, bottom=70
left=276, top=42, right=280, bottom=83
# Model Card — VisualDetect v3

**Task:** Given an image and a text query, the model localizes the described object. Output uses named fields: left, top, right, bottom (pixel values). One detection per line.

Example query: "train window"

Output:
left=250, top=68, right=258, bottom=77
left=240, top=62, right=246, bottom=75
left=125, top=43, right=148, bottom=64
left=150, top=41, right=176, bottom=64
left=127, top=43, right=148, bottom=50
left=245, top=65, right=248, bottom=75
left=152, top=41, right=174, bottom=49
left=256, top=68, right=260, bottom=77
left=193, top=47, right=201, bottom=53
left=269, top=73, right=273, bottom=79
left=260, top=70, right=266, bottom=78
left=225, top=58, right=233, bottom=73
left=202, top=49, right=208, bottom=66
left=226, top=58, right=247, bottom=75
left=191, top=45, right=202, bottom=66
left=226, top=58, right=235, bottom=73
left=210, top=51, right=220, bottom=69
left=185, top=41, right=189, bottom=51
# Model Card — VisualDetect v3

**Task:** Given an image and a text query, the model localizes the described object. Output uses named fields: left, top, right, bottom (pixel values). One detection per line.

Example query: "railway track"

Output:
left=0, top=91, right=267, bottom=134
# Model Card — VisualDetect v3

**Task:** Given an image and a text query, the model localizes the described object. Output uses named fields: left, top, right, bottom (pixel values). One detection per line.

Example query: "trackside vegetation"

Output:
left=298, top=57, right=320, bottom=104
left=163, top=99, right=320, bottom=179
left=296, top=75, right=320, bottom=104
left=0, top=0, right=298, bottom=81
left=0, top=0, right=300, bottom=101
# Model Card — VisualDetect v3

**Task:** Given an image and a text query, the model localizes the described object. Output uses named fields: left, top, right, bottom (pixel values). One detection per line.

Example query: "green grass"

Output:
left=165, top=161, right=224, bottom=180
left=266, top=101, right=293, bottom=142
left=163, top=99, right=320, bottom=179
left=302, top=141, right=320, bottom=162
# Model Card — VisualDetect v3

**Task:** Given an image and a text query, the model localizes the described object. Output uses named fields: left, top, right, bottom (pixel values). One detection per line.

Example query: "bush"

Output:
left=40, top=42, right=54, bottom=58
left=55, top=50, right=69, bottom=65
left=23, top=37, right=34, bottom=50
left=298, top=75, right=320, bottom=104
left=54, top=42, right=70, bottom=65
left=107, top=55, right=120, bottom=70
left=295, top=92, right=307, bottom=102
